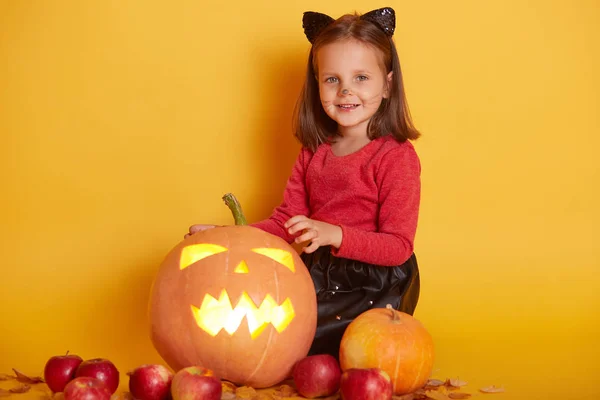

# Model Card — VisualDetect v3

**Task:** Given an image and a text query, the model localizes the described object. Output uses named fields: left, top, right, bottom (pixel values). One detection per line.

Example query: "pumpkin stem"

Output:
left=386, top=304, right=400, bottom=322
left=222, top=193, right=248, bottom=226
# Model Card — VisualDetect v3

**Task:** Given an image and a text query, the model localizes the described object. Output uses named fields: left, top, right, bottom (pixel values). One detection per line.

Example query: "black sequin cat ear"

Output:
left=361, top=7, right=396, bottom=37
left=302, top=11, right=335, bottom=44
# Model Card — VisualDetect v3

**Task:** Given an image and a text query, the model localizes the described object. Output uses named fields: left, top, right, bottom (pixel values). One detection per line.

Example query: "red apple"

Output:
left=44, top=352, right=84, bottom=393
left=339, top=368, right=393, bottom=400
left=292, top=354, right=341, bottom=398
left=128, top=364, right=174, bottom=400
left=75, top=358, right=120, bottom=394
left=64, top=376, right=111, bottom=400
left=170, top=366, right=221, bottom=400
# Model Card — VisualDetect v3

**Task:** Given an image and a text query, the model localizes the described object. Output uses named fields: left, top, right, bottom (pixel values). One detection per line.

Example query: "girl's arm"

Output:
left=331, top=145, right=421, bottom=266
left=250, top=148, right=312, bottom=243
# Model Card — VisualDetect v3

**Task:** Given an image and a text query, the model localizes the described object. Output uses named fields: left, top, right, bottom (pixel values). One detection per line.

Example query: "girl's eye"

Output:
left=357, top=75, right=368, bottom=81
left=325, top=77, right=338, bottom=83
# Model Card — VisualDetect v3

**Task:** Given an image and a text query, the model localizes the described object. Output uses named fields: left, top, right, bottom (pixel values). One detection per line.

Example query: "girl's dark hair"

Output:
left=293, top=13, right=421, bottom=151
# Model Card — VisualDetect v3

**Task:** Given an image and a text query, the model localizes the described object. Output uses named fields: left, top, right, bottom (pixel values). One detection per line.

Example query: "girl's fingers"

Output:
left=296, top=229, right=317, bottom=244
left=303, top=240, right=320, bottom=254
left=288, top=220, right=312, bottom=235
left=284, top=215, right=308, bottom=229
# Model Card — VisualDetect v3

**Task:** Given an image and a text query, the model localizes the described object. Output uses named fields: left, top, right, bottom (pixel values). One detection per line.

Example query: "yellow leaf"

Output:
left=274, top=384, right=296, bottom=397
left=252, top=393, right=272, bottom=400
left=222, top=381, right=237, bottom=394
left=236, top=386, right=258, bottom=399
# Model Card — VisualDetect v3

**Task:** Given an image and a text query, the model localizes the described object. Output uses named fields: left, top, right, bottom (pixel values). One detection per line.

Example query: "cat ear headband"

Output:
left=302, top=7, right=396, bottom=44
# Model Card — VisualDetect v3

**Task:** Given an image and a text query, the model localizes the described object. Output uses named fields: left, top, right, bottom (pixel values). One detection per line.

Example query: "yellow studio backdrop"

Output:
left=1, top=1, right=598, bottom=399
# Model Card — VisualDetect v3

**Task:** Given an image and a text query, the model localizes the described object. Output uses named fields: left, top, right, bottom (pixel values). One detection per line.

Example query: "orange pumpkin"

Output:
left=339, top=305, right=434, bottom=395
left=148, top=194, right=317, bottom=388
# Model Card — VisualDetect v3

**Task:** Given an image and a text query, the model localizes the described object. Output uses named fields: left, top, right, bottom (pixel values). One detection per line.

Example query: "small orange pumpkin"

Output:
left=339, top=305, right=434, bottom=395
left=148, top=194, right=317, bottom=388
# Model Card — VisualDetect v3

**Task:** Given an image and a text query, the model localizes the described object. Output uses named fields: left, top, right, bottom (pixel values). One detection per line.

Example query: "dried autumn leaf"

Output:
left=425, top=390, right=451, bottom=400
left=235, top=386, right=257, bottom=399
left=393, top=394, right=415, bottom=400
left=274, top=384, right=296, bottom=397
left=0, top=373, right=14, bottom=381
left=479, top=385, right=505, bottom=393
left=251, top=393, right=272, bottom=400
left=8, top=384, right=31, bottom=393
left=39, top=392, right=53, bottom=400
left=221, top=393, right=236, bottom=400
left=413, top=389, right=429, bottom=399
left=111, top=392, right=134, bottom=400
left=222, top=381, right=237, bottom=393
left=447, top=379, right=468, bottom=389
left=448, top=393, right=471, bottom=399
left=12, top=368, right=44, bottom=384
left=426, top=379, right=445, bottom=387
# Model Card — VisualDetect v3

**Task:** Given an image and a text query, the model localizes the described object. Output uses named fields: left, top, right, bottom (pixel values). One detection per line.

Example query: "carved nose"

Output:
left=234, top=260, right=249, bottom=274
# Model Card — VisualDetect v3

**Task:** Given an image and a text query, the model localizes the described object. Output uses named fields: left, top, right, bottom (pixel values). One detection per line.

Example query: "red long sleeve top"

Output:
left=251, top=135, right=421, bottom=266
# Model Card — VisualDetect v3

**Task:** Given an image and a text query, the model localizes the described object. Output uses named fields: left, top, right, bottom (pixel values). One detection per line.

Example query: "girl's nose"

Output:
left=340, top=88, right=350, bottom=95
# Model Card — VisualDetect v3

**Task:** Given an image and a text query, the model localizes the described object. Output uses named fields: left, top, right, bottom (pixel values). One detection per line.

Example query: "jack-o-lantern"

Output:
left=148, top=194, right=317, bottom=388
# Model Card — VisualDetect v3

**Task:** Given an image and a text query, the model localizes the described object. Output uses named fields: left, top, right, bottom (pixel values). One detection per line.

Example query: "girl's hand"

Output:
left=185, top=224, right=219, bottom=239
left=284, top=216, right=342, bottom=254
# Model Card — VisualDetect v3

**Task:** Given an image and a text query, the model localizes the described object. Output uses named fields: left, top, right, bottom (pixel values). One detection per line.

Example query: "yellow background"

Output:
left=1, top=1, right=598, bottom=399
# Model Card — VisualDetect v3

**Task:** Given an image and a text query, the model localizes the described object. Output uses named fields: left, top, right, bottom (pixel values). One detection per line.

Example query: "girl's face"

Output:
left=315, top=39, right=392, bottom=137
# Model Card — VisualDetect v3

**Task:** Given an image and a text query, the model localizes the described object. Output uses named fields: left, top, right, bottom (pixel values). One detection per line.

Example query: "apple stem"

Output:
left=386, top=304, right=400, bottom=322
left=222, top=193, right=248, bottom=226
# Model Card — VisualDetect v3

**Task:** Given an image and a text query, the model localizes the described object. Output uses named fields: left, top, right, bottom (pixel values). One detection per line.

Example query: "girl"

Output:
left=187, top=7, right=422, bottom=359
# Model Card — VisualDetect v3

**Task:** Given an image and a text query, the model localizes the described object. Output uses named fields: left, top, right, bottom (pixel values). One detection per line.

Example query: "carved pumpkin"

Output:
left=339, top=305, right=434, bottom=395
left=148, top=194, right=317, bottom=388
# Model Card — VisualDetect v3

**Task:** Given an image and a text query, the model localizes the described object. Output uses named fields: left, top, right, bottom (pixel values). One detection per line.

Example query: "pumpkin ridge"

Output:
left=412, top=337, right=426, bottom=391
left=243, top=268, right=279, bottom=385
left=393, top=323, right=402, bottom=391
left=225, top=235, right=231, bottom=272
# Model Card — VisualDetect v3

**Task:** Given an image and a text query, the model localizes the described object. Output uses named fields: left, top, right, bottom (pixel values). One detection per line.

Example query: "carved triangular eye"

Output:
left=180, top=244, right=228, bottom=270
left=251, top=248, right=295, bottom=272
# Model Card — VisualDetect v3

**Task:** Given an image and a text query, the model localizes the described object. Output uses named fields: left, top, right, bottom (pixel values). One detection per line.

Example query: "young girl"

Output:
left=187, top=7, right=422, bottom=359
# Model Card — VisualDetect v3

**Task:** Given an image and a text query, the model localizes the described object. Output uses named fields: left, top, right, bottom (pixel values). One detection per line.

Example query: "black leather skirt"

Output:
left=301, top=246, right=420, bottom=360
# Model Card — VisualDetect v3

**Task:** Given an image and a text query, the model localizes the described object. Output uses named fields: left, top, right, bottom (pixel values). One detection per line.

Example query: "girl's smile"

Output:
left=337, top=104, right=360, bottom=110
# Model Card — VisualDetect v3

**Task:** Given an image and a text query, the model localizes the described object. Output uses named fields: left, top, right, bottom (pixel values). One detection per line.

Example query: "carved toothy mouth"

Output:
left=191, top=290, right=295, bottom=339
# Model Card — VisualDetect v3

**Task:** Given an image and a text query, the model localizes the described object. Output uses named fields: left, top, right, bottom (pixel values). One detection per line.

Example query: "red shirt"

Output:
left=251, top=135, right=421, bottom=266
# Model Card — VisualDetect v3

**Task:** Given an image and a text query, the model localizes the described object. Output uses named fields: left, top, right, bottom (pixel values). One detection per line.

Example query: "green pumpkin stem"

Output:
left=222, top=193, right=248, bottom=226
